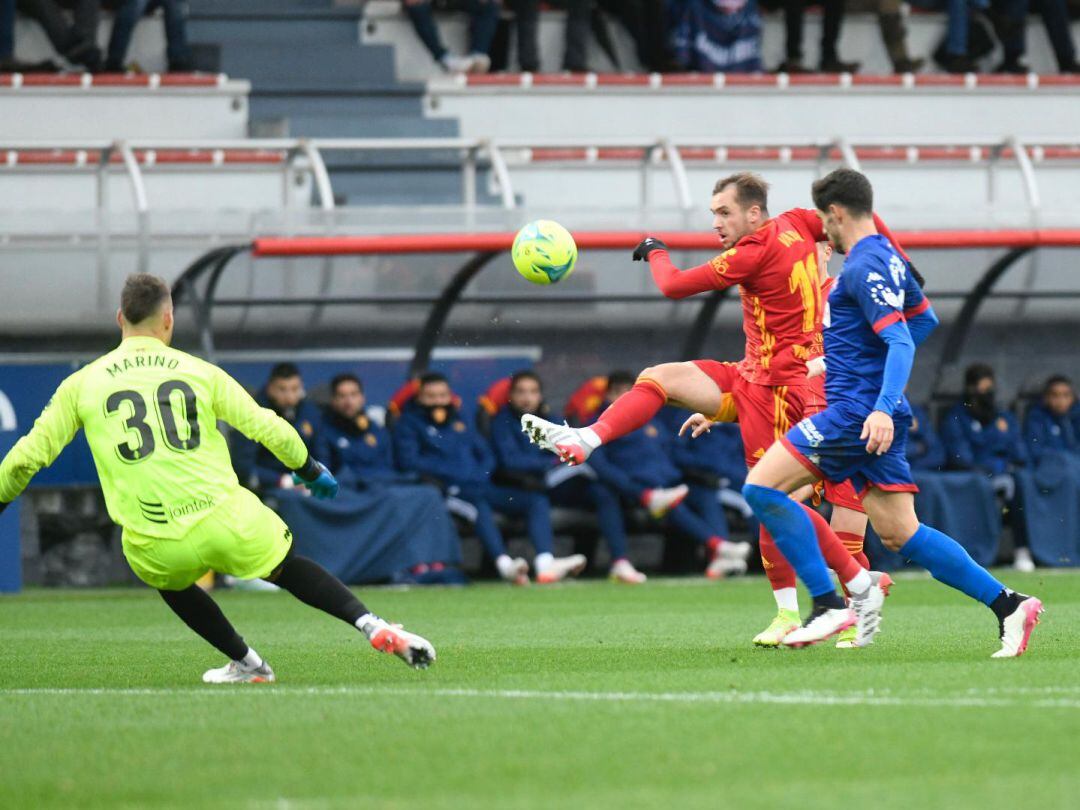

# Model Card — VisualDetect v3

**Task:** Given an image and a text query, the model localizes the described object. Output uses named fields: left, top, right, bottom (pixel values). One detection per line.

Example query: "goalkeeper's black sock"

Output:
left=159, top=586, right=249, bottom=661
left=269, top=554, right=370, bottom=626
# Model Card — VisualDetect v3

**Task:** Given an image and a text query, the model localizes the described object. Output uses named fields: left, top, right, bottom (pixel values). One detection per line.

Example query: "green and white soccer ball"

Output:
left=511, top=220, right=578, bottom=285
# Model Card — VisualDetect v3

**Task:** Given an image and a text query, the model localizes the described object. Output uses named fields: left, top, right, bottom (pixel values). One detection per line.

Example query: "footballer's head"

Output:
left=509, top=371, right=543, bottom=414
left=711, top=172, right=769, bottom=250
left=417, top=372, right=453, bottom=408
left=267, top=363, right=305, bottom=410
left=605, top=370, right=636, bottom=401
left=118, top=273, right=174, bottom=343
left=811, top=168, right=874, bottom=253
left=329, top=373, right=365, bottom=419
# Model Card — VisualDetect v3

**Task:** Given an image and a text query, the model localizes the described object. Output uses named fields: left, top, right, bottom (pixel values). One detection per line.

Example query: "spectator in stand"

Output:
left=489, top=371, right=648, bottom=584
left=394, top=372, right=586, bottom=585
left=16, top=0, right=101, bottom=70
left=585, top=371, right=752, bottom=578
left=911, top=0, right=988, bottom=73
left=941, top=363, right=1033, bottom=571
left=768, top=0, right=860, bottom=73
left=667, top=0, right=763, bottom=72
left=907, top=402, right=947, bottom=471
left=233, top=363, right=321, bottom=493
left=402, top=0, right=497, bottom=74
left=102, top=0, right=193, bottom=72
left=1024, top=375, right=1080, bottom=460
left=509, top=0, right=674, bottom=73
left=989, top=0, right=1080, bottom=73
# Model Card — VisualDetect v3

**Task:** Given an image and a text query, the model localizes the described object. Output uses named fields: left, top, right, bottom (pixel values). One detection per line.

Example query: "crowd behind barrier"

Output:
left=228, top=360, right=1080, bottom=585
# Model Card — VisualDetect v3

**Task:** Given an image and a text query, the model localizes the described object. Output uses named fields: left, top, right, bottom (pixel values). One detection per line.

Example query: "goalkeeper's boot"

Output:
left=753, top=608, right=801, bottom=647
left=642, top=484, right=689, bottom=519
left=705, top=538, right=752, bottom=579
left=536, top=554, right=587, bottom=584
left=364, top=617, right=437, bottom=670
left=202, top=660, right=276, bottom=684
left=991, top=592, right=1044, bottom=658
left=781, top=605, right=856, bottom=648
left=610, top=558, right=647, bottom=584
left=521, top=414, right=598, bottom=466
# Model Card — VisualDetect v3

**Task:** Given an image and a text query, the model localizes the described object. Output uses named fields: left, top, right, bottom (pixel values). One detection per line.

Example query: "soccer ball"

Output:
left=512, top=220, right=578, bottom=285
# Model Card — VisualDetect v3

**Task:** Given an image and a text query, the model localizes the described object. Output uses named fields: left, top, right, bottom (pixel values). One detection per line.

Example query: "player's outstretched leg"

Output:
left=864, top=490, right=1043, bottom=658
left=522, top=362, right=723, bottom=465
left=266, top=552, right=436, bottom=669
left=158, top=586, right=276, bottom=684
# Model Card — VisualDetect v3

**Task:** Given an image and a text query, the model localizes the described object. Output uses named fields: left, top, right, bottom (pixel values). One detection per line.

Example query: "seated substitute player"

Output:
left=0, top=274, right=435, bottom=682
left=523, top=172, right=893, bottom=642
left=740, top=168, right=1042, bottom=656
left=585, top=372, right=753, bottom=578
left=489, top=371, right=648, bottom=584
left=231, top=362, right=321, bottom=493
left=394, top=372, right=585, bottom=585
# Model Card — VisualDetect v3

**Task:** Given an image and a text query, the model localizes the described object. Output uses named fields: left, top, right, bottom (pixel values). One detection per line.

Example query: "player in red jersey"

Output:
left=522, top=172, right=904, bottom=644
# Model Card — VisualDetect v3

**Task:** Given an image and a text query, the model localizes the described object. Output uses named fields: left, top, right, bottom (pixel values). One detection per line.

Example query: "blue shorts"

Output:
left=780, top=406, right=918, bottom=496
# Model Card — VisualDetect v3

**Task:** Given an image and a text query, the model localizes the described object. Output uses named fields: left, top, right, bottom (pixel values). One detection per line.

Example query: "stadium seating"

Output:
left=0, top=73, right=250, bottom=139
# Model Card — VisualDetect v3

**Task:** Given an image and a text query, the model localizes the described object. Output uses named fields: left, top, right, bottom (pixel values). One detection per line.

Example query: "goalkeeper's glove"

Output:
left=291, top=456, right=339, bottom=500
left=632, top=237, right=668, bottom=262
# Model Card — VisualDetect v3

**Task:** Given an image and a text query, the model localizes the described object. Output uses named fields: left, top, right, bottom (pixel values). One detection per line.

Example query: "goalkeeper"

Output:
left=0, top=273, right=434, bottom=683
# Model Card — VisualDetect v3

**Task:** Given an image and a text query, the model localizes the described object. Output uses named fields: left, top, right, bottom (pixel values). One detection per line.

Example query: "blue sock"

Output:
left=899, top=524, right=1005, bottom=606
left=743, top=484, right=836, bottom=599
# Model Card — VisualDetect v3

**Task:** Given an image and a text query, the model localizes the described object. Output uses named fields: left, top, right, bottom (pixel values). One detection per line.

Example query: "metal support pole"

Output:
left=680, top=290, right=729, bottom=361
left=486, top=142, right=516, bottom=210
left=409, top=251, right=500, bottom=376
left=300, top=140, right=335, bottom=211
left=663, top=138, right=694, bottom=211
left=1008, top=135, right=1041, bottom=216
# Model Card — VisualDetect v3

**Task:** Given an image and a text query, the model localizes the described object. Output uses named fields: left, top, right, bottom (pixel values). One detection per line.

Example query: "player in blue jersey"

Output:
left=741, top=168, right=1043, bottom=656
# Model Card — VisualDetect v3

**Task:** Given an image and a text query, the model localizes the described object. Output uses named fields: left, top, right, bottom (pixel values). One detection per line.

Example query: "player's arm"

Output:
left=632, top=238, right=758, bottom=299
left=852, top=265, right=917, bottom=455
left=787, top=207, right=911, bottom=262
left=903, top=275, right=939, bottom=347
left=0, top=375, right=82, bottom=508
left=211, top=367, right=337, bottom=498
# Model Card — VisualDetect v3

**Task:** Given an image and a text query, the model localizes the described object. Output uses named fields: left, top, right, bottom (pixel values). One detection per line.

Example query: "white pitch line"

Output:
left=3, top=685, right=1080, bottom=709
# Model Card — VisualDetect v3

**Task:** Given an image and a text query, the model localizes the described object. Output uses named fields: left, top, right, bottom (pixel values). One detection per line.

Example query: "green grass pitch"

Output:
left=1, top=571, right=1077, bottom=809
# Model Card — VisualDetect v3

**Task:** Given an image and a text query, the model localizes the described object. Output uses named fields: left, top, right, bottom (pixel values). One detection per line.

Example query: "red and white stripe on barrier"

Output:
left=0, top=72, right=230, bottom=90
left=1, top=148, right=287, bottom=168
left=251, top=230, right=1080, bottom=258
left=459, top=72, right=1080, bottom=91
left=509, top=144, right=1080, bottom=165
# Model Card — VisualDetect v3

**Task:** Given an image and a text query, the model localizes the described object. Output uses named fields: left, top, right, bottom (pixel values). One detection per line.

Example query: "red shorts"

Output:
left=693, top=359, right=864, bottom=514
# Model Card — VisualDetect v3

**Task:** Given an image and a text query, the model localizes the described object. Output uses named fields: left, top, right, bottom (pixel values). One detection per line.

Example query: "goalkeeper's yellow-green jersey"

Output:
left=0, top=335, right=310, bottom=539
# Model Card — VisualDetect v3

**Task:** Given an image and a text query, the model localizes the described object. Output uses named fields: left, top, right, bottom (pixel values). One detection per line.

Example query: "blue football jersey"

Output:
left=823, top=234, right=926, bottom=419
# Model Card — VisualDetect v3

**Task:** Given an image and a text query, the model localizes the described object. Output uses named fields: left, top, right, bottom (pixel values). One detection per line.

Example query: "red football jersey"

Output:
left=649, top=208, right=828, bottom=386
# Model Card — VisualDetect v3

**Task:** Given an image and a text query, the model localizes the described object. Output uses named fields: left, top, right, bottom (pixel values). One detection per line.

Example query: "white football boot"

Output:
left=643, top=484, right=689, bottom=518
left=610, top=558, right=647, bottom=584
left=202, top=660, right=276, bottom=684
left=364, top=617, right=437, bottom=670
left=536, top=554, right=587, bottom=584
left=521, top=414, right=599, bottom=466
left=497, top=555, right=531, bottom=586
left=781, top=605, right=856, bottom=648
left=992, top=594, right=1044, bottom=658
left=706, top=539, right=752, bottom=579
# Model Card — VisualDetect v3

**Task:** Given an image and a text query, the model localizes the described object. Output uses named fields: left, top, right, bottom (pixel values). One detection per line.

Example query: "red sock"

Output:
left=799, top=504, right=863, bottom=584
left=759, top=527, right=797, bottom=591
left=592, top=377, right=667, bottom=444
left=836, top=530, right=869, bottom=571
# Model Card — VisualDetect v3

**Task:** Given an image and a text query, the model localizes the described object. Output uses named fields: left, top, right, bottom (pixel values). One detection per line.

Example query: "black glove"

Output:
left=0, top=500, right=8, bottom=515
left=907, top=262, right=925, bottom=289
left=632, top=237, right=668, bottom=262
